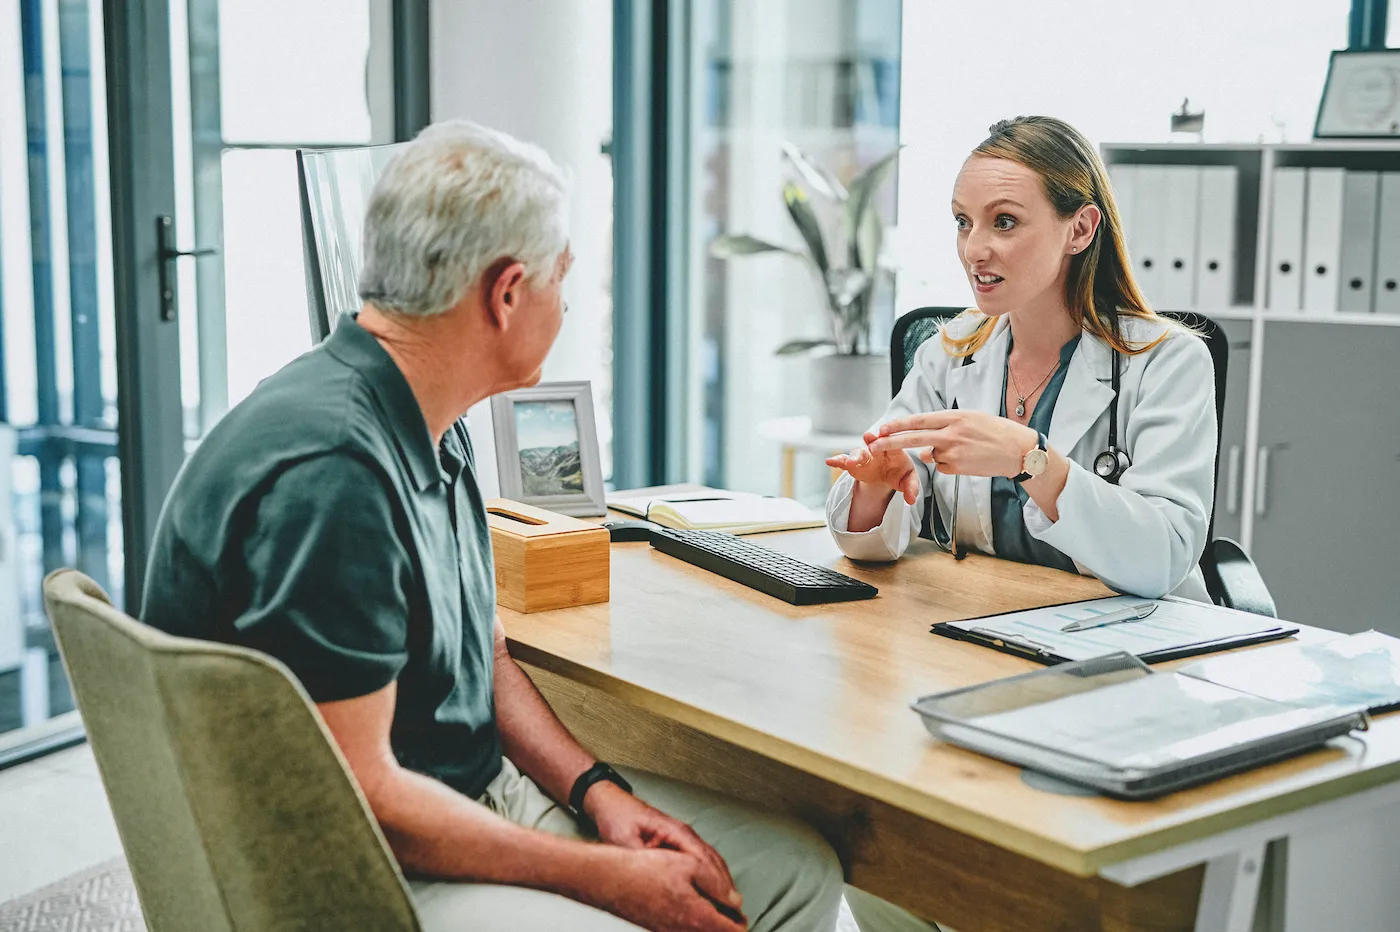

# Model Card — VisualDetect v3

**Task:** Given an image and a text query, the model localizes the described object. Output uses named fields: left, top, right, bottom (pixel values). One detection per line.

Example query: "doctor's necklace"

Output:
left=1008, top=359, right=1061, bottom=418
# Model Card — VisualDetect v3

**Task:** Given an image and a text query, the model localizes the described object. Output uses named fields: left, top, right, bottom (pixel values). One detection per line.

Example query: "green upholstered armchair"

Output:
left=42, top=568, right=424, bottom=932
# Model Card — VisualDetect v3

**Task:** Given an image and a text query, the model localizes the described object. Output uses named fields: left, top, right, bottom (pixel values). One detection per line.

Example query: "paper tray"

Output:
left=911, top=652, right=1368, bottom=800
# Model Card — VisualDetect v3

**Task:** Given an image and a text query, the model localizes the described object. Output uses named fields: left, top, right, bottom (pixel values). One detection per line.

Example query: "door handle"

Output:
left=156, top=215, right=219, bottom=322
left=1254, top=446, right=1270, bottom=517
left=1225, top=445, right=1241, bottom=514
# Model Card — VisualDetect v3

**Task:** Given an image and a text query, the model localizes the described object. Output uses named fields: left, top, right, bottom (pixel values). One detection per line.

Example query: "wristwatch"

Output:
left=569, top=761, right=633, bottom=831
left=1013, top=431, right=1050, bottom=483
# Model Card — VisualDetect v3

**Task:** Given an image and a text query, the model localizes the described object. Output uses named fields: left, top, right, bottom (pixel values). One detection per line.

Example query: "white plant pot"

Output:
left=809, top=352, right=890, bottom=435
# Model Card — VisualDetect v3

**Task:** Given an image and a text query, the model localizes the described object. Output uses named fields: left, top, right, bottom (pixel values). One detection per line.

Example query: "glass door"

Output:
left=169, top=0, right=394, bottom=439
left=0, top=0, right=397, bottom=765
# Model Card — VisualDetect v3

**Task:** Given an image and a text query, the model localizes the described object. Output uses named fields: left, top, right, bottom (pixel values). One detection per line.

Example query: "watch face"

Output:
left=1023, top=448, right=1049, bottom=476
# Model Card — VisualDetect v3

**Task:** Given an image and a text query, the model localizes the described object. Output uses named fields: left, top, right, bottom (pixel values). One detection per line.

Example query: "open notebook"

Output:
left=606, top=488, right=825, bottom=535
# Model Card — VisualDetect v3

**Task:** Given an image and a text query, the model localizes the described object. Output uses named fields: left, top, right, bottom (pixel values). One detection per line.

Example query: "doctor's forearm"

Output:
left=1021, top=449, right=1070, bottom=523
left=847, top=481, right=897, bottom=533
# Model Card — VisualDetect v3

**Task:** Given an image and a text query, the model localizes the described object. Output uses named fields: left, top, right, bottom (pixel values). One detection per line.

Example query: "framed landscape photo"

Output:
left=1315, top=49, right=1400, bottom=139
left=490, top=381, right=606, bottom=517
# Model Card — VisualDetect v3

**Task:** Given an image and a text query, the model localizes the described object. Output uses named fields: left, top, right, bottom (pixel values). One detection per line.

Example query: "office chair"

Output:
left=889, top=306, right=1277, bottom=617
left=43, top=569, right=427, bottom=932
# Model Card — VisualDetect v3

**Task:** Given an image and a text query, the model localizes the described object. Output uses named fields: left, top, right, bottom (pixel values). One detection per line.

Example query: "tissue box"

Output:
left=486, top=499, right=610, bottom=613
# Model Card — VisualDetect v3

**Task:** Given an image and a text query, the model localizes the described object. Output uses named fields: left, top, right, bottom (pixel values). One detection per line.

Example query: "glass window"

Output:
left=0, top=0, right=124, bottom=747
left=220, top=148, right=315, bottom=405
left=217, top=0, right=374, bottom=146
left=683, top=0, right=903, bottom=494
left=171, top=0, right=391, bottom=433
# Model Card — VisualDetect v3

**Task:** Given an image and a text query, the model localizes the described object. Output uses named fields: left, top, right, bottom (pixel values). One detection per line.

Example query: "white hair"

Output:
left=358, top=120, right=571, bottom=318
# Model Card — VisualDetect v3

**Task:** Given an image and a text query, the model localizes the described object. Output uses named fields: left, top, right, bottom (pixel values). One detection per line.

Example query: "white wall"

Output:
left=431, top=0, right=614, bottom=486
left=895, top=0, right=1351, bottom=314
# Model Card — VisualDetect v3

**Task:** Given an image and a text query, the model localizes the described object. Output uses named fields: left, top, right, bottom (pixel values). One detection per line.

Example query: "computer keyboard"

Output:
left=649, top=528, right=878, bottom=605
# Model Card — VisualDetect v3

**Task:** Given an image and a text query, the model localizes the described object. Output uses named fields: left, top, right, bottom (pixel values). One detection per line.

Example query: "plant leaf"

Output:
left=775, top=338, right=836, bottom=356
left=708, top=234, right=799, bottom=259
left=854, top=203, right=883, bottom=272
left=824, top=267, right=870, bottom=309
left=783, top=182, right=829, bottom=273
left=781, top=141, right=847, bottom=201
left=842, top=146, right=903, bottom=256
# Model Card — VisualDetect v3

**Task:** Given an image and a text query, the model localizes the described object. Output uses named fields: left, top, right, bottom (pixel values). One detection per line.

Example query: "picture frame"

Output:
left=1314, top=49, right=1400, bottom=139
left=490, top=381, right=607, bottom=517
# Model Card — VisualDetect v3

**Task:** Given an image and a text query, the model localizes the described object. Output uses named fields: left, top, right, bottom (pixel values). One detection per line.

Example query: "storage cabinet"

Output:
left=1211, top=318, right=1253, bottom=546
left=1250, top=323, right=1400, bottom=633
left=1104, top=142, right=1400, bottom=631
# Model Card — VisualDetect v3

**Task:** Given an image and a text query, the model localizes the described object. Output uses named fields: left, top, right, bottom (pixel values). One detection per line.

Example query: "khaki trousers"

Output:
left=409, top=759, right=931, bottom=932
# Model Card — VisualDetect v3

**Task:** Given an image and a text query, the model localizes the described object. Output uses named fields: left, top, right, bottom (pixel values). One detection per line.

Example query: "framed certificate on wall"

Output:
left=1315, top=49, right=1400, bottom=139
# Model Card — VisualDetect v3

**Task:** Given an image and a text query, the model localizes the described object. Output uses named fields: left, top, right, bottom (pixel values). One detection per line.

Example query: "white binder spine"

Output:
left=1302, top=168, right=1345, bottom=314
left=1157, top=166, right=1201, bottom=311
left=1130, top=165, right=1167, bottom=308
left=1195, top=166, right=1238, bottom=309
left=1374, top=172, right=1400, bottom=316
left=1267, top=167, right=1306, bottom=313
left=1107, top=163, right=1137, bottom=259
left=1339, top=171, right=1381, bottom=314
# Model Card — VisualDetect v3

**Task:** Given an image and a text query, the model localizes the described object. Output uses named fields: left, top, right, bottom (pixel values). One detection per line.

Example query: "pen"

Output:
left=1060, top=601, right=1158, bottom=633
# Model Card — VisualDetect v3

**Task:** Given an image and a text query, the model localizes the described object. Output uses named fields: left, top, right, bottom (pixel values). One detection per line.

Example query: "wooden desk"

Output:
left=499, top=528, right=1400, bottom=932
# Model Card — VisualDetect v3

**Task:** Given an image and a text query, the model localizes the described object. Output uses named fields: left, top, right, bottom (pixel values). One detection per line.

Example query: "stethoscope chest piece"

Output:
left=1093, top=447, right=1131, bottom=483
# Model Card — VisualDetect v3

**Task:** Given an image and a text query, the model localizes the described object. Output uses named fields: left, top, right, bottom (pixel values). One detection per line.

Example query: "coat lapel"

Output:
left=1048, top=330, right=1117, bottom=457
left=944, top=318, right=1011, bottom=552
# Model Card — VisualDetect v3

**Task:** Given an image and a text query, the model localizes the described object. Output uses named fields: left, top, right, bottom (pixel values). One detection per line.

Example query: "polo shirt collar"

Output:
left=323, top=313, right=442, bottom=492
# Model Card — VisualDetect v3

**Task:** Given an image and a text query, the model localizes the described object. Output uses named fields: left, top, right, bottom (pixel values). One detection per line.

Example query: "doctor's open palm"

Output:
left=826, top=430, right=920, bottom=504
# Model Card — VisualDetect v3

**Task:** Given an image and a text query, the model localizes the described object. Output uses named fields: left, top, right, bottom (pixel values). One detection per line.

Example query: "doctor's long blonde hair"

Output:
left=943, top=116, right=1170, bottom=359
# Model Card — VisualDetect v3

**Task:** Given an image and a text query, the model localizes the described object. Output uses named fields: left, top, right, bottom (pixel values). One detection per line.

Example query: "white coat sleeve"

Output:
left=1023, top=333, right=1216, bottom=598
left=824, top=335, right=949, bottom=562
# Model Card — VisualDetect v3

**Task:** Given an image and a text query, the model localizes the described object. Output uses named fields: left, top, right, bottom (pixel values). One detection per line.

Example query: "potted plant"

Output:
left=709, top=142, right=901, bottom=434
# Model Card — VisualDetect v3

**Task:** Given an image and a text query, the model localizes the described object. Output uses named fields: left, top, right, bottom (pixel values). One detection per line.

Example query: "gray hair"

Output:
left=358, top=120, right=571, bottom=318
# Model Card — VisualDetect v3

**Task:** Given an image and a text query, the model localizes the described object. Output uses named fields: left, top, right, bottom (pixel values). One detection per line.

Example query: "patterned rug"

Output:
left=0, top=858, right=143, bottom=932
left=0, top=857, right=870, bottom=931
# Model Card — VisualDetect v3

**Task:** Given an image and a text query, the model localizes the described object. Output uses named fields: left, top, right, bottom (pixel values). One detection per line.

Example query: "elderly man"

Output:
left=141, top=122, right=927, bottom=932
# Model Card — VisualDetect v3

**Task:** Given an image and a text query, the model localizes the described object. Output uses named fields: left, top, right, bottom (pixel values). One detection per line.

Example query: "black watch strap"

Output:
left=569, top=762, right=633, bottom=827
left=1013, top=431, right=1049, bottom=483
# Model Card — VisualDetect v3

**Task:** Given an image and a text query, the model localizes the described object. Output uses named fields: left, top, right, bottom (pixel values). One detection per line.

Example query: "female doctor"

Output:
left=826, top=116, right=1216, bottom=601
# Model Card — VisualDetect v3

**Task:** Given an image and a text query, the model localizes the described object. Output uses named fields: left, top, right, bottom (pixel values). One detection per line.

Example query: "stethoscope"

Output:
left=922, top=346, right=1131, bottom=559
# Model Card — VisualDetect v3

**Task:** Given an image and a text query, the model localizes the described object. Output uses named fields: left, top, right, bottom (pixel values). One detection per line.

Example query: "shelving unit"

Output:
left=1103, top=141, right=1400, bottom=632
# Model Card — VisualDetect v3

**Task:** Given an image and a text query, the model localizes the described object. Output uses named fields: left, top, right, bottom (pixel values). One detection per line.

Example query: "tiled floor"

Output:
left=0, top=744, right=863, bottom=929
left=0, top=744, right=123, bottom=903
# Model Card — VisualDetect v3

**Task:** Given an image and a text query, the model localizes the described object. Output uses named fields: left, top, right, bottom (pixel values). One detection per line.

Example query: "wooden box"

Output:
left=486, top=499, right=610, bottom=613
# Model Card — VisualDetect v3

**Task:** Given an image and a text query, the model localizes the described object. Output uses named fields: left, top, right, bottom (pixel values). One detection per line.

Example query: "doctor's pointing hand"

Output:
left=828, top=409, right=1070, bottom=521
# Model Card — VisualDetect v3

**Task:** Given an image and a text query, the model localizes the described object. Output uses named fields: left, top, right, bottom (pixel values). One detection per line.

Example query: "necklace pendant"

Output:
left=1015, top=401, right=1026, bottom=418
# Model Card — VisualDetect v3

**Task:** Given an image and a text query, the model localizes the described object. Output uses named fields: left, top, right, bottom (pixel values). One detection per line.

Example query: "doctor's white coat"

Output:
left=826, top=312, right=1217, bottom=602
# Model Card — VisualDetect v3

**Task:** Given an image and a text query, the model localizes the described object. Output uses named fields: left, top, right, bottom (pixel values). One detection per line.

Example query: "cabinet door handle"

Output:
left=1225, top=445, right=1241, bottom=514
left=1254, top=446, right=1270, bottom=517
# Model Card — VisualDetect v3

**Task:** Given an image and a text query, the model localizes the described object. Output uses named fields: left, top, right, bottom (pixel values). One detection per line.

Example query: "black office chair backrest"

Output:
left=889, top=306, right=1229, bottom=541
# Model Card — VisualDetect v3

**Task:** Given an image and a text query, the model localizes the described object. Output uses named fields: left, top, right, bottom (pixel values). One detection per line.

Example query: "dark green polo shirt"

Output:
left=141, top=313, right=502, bottom=798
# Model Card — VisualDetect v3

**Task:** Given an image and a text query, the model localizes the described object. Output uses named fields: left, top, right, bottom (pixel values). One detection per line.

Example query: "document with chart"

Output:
left=911, top=652, right=1367, bottom=798
left=933, top=595, right=1298, bottom=664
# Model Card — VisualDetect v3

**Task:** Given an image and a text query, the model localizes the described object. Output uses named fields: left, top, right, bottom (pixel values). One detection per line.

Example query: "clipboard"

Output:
left=932, top=595, right=1299, bottom=666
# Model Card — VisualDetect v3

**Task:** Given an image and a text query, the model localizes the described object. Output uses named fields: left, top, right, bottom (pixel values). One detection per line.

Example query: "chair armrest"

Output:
left=1200, top=538, right=1278, bottom=618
